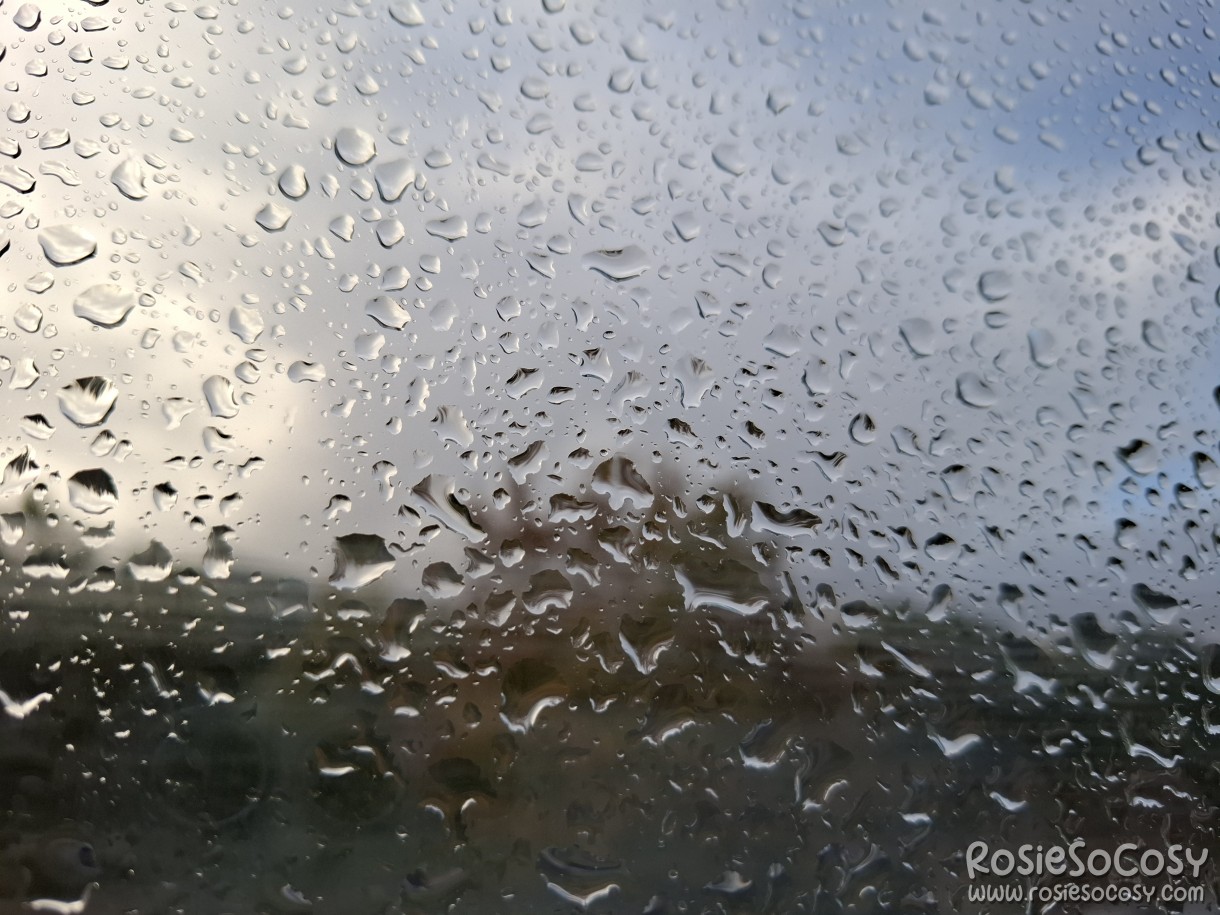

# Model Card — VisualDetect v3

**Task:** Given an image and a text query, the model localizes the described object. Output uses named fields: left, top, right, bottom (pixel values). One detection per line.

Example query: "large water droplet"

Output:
left=410, top=475, right=486, bottom=541
left=330, top=533, right=395, bottom=589
left=278, top=164, right=308, bottom=198
left=582, top=246, right=650, bottom=281
left=1116, top=439, right=1158, bottom=476
left=501, top=658, right=566, bottom=733
left=128, top=541, right=174, bottom=582
left=39, top=225, right=97, bottom=265
left=898, top=318, right=935, bottom=356
left=73, top=284, right=137, bottom=327
left=591, top=457, right=653, bottom=510
left=425, top=215, right=468, bottom=241
left=111, top=158, right=147, bottom=199
left=374, top=160, right=415, bottom=202
left=67, top=468, right=118, bottom=514
left=255, top=202, right=292, bottom=231
left=977, top=269, right=1012, bottom=302
left=955, top=372, right=997, bottom=408
left=334, top=127, right=376, bottom=165
left=202, top=375, right=239, bottom=418
left=59, top=377, right=118, bottom=426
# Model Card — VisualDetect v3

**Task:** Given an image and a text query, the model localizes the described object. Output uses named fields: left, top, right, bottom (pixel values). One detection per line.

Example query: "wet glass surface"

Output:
left=1, top=0, right=1219, bottom=912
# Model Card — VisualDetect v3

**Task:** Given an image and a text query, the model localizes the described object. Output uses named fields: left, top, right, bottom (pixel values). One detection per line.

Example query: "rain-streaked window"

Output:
left=2, top=0, right=1219, bottom=912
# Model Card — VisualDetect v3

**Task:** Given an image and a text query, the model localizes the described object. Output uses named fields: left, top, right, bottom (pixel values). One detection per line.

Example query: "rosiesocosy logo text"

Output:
left=966, top=840, right=1209, bottom=880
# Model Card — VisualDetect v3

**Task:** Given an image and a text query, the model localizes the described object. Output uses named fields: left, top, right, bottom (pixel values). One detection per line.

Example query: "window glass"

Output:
left=1, top=0, right=1217, bottom=911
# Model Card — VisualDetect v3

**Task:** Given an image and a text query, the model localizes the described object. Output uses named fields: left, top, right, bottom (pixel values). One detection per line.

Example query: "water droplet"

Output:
left=374, top=159, right=415, bottom=202
left=898, top=318, right=935, bottom=356
left=14, top=4, right=41, bottom=31
left=711, top=143, right=748, bottom=176
left=675, top=557, right=769, bottom=616
left=1141, top=319, right=1168, bottom=352
left=330, top=533, right=395, bottom=589
left=255, top=202, right=292, bottom=231
left=278, top=164, right=308, bottom=198
left=39, top=225, right=96, bottom=265
left=1193, top=452, right=1220, bottom=489
left=73, top=284, right=137, bottom=327
left=924, top=533, right=959, bottom=561
left=501, top=658, right=566, bottom=733
left=591, top=457, right=653, bottom=510
left=128, top=540, right=174, bottom=581
left=58, top=377, right=118, bottom=427
left=1132, top=582, right=1179, bottom=624
left=202, top=375, right=239, bottom=418
left=848, top=412, right=876, bottom=444
left=229, top=303, right=265, bottom=343
left=111, top=158, right=147, bottom=199
left=977, top=269, right=1012, bottom=302
left=425, top=215, right=467, bottom=240
left=67, top=469, right=118, bottom=514
left=14, top=302, right=43, bottom=332
left=1116, top=439, right=1158, bottom=476
left=366, top=295, right=411, bottom=330
left=334, top=127, right=376, bottom=165
left=1027, top=328, right=1056, bottom=367
left=388, top=1, right=424, bottom=26
left=1070, top=613, right=1117, bottom=670
left=582, top=246, right=650, bottom=281
left=410, top=475, right=486, bottom=541
left=0, top=163, right=36, bottom=193
left=955, top=372, right=997, bottom=408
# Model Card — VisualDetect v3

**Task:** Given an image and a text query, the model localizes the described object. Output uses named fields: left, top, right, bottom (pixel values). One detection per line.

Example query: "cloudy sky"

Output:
left=1, top=0, right=1217, bottom=632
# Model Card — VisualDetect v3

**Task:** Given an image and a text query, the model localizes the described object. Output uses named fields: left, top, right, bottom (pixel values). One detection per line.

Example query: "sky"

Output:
left=1, top=0, right=1218, bottom=635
